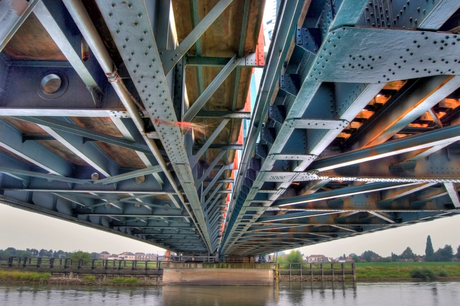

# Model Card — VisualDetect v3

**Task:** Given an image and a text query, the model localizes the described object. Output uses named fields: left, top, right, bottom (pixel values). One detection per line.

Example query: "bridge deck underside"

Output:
left=1, top=0, right=460, bottom=257
left=0, top=0, right=263, bottom=254
left=220, top=0, right=460, bottom=255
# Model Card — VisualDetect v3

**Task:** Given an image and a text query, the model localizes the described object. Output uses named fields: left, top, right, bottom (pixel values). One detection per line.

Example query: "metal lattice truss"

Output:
left=2, top=0, right=460, bottom=257
left=221, top=0, right=460, bottom=255
left=0, top=0, right=264, bottom=254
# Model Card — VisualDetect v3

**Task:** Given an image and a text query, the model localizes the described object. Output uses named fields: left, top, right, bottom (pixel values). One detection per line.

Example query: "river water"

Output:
left=1, top=281, right=459, bottom=305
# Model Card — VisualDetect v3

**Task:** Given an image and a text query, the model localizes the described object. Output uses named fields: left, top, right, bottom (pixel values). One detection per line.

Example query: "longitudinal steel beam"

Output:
left=221, top=0, right=306, bottom=254
left=94, top=0, right=213, bottom=251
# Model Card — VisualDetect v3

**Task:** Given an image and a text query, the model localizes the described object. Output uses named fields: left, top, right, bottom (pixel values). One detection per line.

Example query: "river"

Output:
left=1, top=281, right=459, bottom=305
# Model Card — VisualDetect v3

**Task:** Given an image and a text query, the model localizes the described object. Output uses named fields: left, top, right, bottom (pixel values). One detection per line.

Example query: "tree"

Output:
left=391, top=252, right=399, bottom=262
left=286, top=250, right=303, bottom=263
left=70, top=251, right=92, bottom=265
left=431, top=245, right=453, bottom=262
left=457, top=245, right=460, bottom=260
left=349, top=253, right=359, bottom=262
left=361, top=250, right=380, bottom=262
left=400, top=247, right=415, bottom=261
left=425, top=235, right=434, bottom=261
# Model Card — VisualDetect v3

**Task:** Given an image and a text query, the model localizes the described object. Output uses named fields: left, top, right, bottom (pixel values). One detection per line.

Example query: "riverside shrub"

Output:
left=410, top=268, right=436, bottom=281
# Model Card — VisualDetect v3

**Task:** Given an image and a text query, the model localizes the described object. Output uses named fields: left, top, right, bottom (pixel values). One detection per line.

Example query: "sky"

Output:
left=1, top=203, right=460, bottom=258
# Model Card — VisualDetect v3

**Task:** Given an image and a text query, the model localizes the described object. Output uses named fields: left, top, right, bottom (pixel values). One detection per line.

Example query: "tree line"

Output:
left=0, top=247, right=99, bottom=261
left=355, top=235, right=460, bottom=262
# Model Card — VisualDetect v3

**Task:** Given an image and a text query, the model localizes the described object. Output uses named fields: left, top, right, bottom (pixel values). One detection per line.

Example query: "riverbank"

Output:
left=355, top=262, right=460, bottom=280
left=0, top=269, right=161, bottom=286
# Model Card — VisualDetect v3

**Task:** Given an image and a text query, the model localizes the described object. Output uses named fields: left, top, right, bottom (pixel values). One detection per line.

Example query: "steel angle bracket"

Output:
left=95, top=0, right=212, bottom=251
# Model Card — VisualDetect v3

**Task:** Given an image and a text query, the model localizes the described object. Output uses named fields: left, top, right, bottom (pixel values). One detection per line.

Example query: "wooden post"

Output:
left=352, top=262, right=356, bottom=282
left=331, top=263, right=334, bottom=281
left=310, top=263, right=313, bottom=281
left=300, top=263, right=303, bottom=282
left=342, top=263, right=345, bottom=280
left=118, top=260, right=122, bottom=270
left=289, top=263, right=291, bottom=282
left=320, top=262, right=324, bottom=282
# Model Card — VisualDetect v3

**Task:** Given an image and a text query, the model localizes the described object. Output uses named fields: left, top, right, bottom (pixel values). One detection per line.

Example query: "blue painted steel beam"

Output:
left=14, top=117, right=152, bottom=155
left=0, top=119, right=73, bottom=176
left=190, top=119, right=229, bottom=167
left=95, top=0, right=214, bottom=251
left=183, top=55, right=243, bottom=122
left=33, top=0, right=104, bottom=92
left=310, top=124, right=460, bottom=172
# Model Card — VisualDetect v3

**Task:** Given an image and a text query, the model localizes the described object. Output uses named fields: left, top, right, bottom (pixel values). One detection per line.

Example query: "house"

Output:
left=135, top=252, right=158, bottom=261
left=306, top=255, right=329, bottom=263
left=98, top=251, right=110, bottom=260
left=118, top=252, right=135, bottom=260
left=107, top=254, right=119, bottom=260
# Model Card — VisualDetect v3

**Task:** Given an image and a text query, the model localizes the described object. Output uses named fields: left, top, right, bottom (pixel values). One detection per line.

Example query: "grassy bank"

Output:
left=355, top=262, right=460, bottom=280
left=0, top=269, right=159, bottom=286
left=0, top=269, right=51, bottom=283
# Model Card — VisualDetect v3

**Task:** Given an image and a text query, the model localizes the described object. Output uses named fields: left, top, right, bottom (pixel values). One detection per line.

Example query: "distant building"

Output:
left=306, top=255, right=329, bottom=263
left=98, top=251, right=110, bottom=260
left=118, top=252, right=135, bottom=260
left=107, top=254, right=119, bottom=260
left=135, top=252, right=158, bottom=261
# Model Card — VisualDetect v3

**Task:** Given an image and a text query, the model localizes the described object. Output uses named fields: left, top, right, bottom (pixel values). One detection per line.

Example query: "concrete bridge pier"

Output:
left=162, top=262, right=275, bottom=286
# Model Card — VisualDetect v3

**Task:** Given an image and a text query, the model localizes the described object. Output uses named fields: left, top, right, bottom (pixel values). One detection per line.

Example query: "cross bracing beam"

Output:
left=0, top=0, right=40, bottom=51
left=186, top=56, right=264, bottom=68
left=160, top=0, right=235, bottom=74
left=14, top=117, right=152, bottom=155
left=0, top=119, right=73, bottom=176
left=33, top=0, right=103, bottom=95
left=183, top=55, right=243, bottom=122
left=190, top=119, right=229, bottom=167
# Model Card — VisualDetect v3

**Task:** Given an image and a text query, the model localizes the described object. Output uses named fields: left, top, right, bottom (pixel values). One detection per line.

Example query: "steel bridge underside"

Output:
left=2, top=0, right=460, bottom=257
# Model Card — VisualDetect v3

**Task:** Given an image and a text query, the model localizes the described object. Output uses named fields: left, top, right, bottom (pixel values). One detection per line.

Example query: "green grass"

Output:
left=0, top=269, right=51, bottom=282
left=108, top=277, right=138, bottom=284
left=81, top=275, right=96, bottom=282
left=355, top=262, right=460, bottom=279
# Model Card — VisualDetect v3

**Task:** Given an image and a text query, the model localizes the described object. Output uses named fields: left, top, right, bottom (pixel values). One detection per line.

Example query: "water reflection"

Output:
left=162, top=285, right=274, bottom=306
left=0, top=281, right=459, bottom=305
